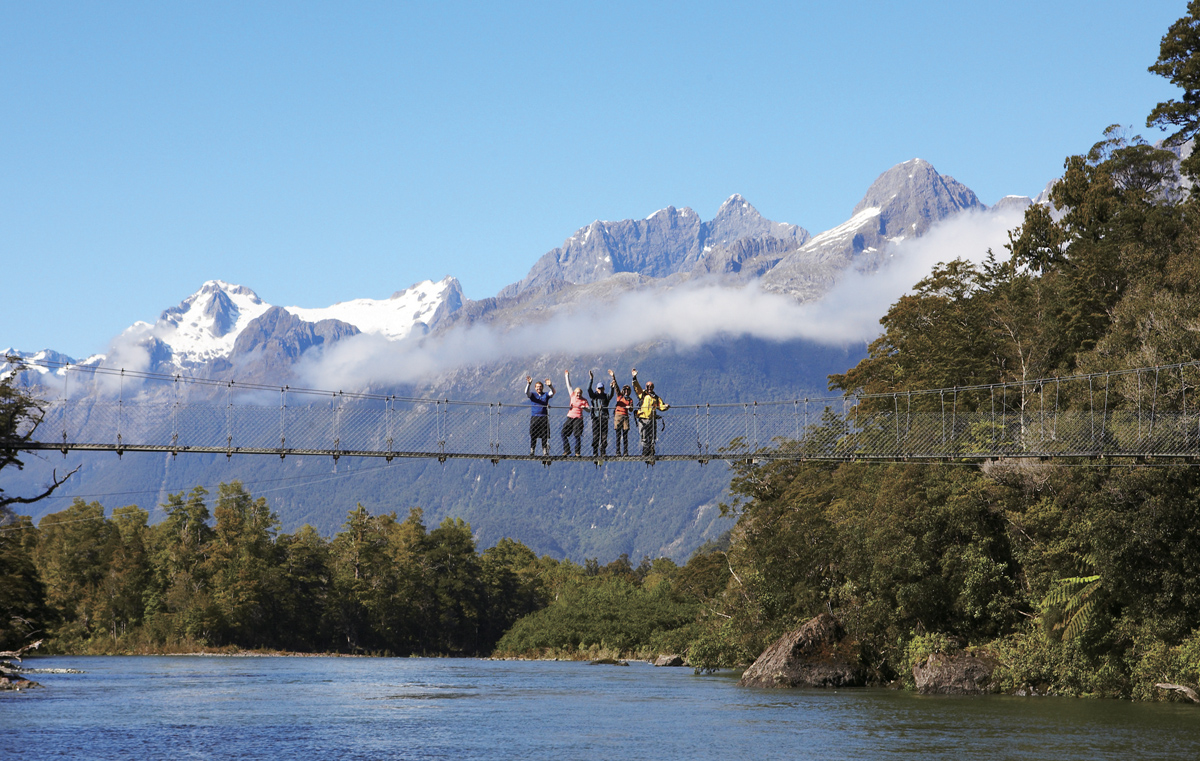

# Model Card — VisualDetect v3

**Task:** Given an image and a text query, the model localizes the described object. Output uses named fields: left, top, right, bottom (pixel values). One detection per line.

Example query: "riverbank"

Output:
left=36, top=643, right=379, bottom=658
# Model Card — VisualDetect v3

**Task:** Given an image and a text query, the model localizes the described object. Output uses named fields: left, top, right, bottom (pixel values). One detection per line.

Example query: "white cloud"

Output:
left=94, top=322, right=157, bottom=397
left=811, top=205, right=1027, bottom=342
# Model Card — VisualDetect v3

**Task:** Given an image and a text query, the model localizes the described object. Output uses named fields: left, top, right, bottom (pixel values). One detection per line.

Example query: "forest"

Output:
left=6, top=2, right=1200, bottom=701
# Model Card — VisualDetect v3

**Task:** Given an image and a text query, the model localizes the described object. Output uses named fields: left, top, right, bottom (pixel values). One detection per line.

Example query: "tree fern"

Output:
left=1042, top=554, right=1105, bottom=641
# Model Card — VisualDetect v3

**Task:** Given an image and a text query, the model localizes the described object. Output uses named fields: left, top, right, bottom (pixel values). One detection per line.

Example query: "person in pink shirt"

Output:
left=561, top=370, right=590, bottom=456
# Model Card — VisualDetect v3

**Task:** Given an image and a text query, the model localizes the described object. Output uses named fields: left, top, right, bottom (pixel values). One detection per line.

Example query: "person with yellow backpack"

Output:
left=631, top=368, right=669, bottom=457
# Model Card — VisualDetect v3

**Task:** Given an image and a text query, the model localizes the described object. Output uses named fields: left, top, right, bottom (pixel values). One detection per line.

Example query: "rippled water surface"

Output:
left=3, top=656, right=1199, bottom=759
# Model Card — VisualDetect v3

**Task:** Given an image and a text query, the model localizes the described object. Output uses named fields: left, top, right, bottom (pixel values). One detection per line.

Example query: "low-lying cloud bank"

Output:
left=298, top=206, right=1026, bottom=391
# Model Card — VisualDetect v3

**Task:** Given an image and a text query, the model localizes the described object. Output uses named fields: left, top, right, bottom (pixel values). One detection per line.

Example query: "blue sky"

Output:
left=1, top=1, right=1186, bottom=357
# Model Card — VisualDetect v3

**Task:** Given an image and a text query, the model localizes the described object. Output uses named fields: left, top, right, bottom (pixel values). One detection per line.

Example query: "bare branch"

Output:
left=1156, top=682, right=1200, bottom=704
left=0, top=465, right=80, bottom=511
left=0, top=640, right=43, bottom=662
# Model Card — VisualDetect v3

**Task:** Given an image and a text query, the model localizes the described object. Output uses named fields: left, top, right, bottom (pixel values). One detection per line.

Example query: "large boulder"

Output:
left=912, top=652, right=998, bottom=695
left=737, top=613, right=867, bottom=688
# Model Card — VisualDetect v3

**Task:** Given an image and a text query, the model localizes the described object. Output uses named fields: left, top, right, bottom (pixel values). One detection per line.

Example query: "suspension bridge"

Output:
left=9, top=357, right=1200, bottom=465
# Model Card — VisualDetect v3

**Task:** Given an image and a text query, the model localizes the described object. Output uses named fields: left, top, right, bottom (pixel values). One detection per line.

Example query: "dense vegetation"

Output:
left=0, top=481, right=729, bottom=659
left=0, top=482, right=558, bottom=655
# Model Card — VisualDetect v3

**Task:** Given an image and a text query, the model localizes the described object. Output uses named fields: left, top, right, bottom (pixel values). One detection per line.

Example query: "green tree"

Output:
left=34, top=499, right=115, bottom=646
left=494, top=574, right=698, bottom=657
left=275, top=524, right=333, bottom=651
left=0, top=365, right=77, bottom=652
left=1148, top=0, right=1200, bottom=180
left=423, top=517, right=483, bottom=654
left=328, top=504, right=431, bottom=653
left=207, top=481, right=282, bottom=645
left=0, top=516, right=47, bottom=650
left=1043, top=562, right=1104, bottom=642
left=830, top=259, right=998, bottom=406
left=102, top=505, right=150, bottom=641
left=1011, top=129, right=1183, bottom=367
left=146, top=487, right=219, bottom=644
left=691, top=461, right=1025, bottom=673
left=479, top=538, right=546, bottom=650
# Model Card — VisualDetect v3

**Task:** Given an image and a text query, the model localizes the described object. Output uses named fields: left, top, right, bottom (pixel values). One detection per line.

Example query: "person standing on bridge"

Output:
left=525, top=376, right=554, bottom=456
left=587, top=370, right=615, bottom=456
left=561, top=370, right=590, bottom=456
left=613, top=382, right=634, bottom=456
left=632, top=368, right=669, bottom=457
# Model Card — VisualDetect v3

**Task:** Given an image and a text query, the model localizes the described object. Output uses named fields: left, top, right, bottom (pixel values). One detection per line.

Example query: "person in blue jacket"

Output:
left=525, top=375, right=554, bottom=455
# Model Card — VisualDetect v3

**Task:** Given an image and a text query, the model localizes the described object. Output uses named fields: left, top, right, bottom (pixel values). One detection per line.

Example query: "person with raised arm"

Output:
left=612, top=378, right=634, bottom=456
left=525, top=375, right=554, bottom=456
left=632, top=367, right=669, bottom=457
left=561, top=370, right=590, bottom=456
left=587, top=370, right=616, bottom=456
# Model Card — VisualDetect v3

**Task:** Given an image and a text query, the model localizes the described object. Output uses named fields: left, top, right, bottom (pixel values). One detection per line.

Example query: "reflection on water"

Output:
left=2, top=656, right=1198, bottom=760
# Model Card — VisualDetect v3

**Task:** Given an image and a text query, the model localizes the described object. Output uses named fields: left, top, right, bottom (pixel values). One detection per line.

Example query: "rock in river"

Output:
left=912, top=652, right=998, bottom=695
left=737, top=613, right=867, bottom=689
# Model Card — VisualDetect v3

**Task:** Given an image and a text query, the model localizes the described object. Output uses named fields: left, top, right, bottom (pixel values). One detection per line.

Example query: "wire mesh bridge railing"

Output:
left=11, top=358, right=1200, bottom=464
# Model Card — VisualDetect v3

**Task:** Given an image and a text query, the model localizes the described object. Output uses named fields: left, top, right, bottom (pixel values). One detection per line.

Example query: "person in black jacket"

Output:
left=587, top=369, right=615, bottom=456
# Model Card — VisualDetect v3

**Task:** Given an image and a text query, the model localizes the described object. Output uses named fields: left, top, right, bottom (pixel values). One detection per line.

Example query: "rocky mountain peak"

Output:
left=646, top=205, right=695, bottom=221
left=201, top=288, right=239, bottom=337
left=499, top=206, right=706, bottom=297
left=758, top=160, right=986, bottom=299
left=159, top=281, right=264, bottom=333
left=427, top=277, right=465, bottom=331
left=853, top=158, right=982, bottom=238
left=501, top=197, right=810, bottom=298
left=703, top=195, right=808, bottom=249
left=706, top=195, right=764, bottom=241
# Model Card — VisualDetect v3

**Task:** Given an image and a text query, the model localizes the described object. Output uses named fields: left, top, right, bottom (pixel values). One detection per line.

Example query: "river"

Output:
left=2, top=656, right=1198, bottom=759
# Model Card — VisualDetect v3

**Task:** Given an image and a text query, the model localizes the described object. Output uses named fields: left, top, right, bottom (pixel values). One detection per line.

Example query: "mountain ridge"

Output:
left=7, top=158, right=1020, bottom=376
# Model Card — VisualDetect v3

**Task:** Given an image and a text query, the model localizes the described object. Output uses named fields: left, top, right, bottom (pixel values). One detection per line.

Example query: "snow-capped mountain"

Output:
left=7, top=277, right=465, bottom=378
left=132, top=280, right=273, bottom=367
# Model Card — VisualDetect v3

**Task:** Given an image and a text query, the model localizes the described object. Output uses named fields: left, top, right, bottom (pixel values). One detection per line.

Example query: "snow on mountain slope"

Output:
left=804, top=206, right=882, bottom=250
left=93, top=278, right=460, bottom=374
left=285, top=278, right=454, bottom=340
left=0, top=348, right=102, bottom=380
left=152, top=280, right=273, bottom=365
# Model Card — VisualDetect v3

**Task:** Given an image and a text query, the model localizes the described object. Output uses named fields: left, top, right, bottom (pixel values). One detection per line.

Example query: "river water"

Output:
left=2, top=656, right=1198, bottom=759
